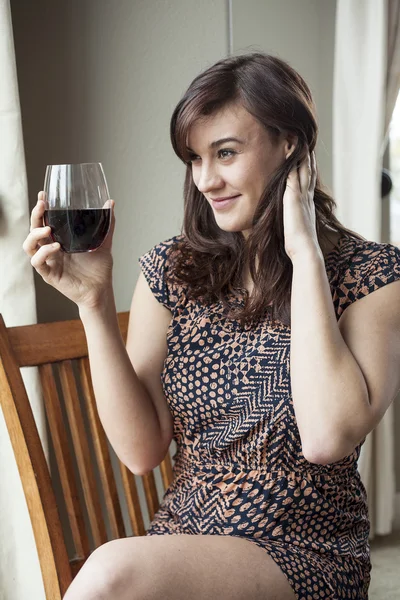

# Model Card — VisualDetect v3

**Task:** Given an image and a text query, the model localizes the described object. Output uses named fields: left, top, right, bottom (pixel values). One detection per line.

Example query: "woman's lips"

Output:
left=210, top=195, right=241, bottom=210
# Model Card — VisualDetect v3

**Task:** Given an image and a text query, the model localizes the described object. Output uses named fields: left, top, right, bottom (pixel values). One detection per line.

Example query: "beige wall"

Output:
left=11, top=0, right=400, bottom=515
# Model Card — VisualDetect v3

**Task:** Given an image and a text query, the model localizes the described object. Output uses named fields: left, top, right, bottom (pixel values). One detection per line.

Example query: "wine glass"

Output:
left=43, top=162, right=112, bottom=253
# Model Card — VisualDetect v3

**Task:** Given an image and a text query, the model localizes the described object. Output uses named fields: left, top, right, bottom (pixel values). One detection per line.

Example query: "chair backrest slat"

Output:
left=159, top=453, right=174, bottom=490
left=79, top=357, right=126, bottom=539
left=119, top=462, right=146, bottom=536
left=39, top=363, right=90, bottom=559
left=58, top=360, right=108, bottom=548
left=70, top=558, right=85, bottom=578
left=142, top=471, right=160, bottom=522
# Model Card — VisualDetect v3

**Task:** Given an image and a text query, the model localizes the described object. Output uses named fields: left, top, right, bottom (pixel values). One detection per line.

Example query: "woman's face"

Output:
left=186, top=102, right=293, bottom=238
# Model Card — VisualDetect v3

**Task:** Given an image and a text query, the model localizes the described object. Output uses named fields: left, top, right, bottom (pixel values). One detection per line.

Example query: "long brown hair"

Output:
left=168, top=52, right=362, bottom=327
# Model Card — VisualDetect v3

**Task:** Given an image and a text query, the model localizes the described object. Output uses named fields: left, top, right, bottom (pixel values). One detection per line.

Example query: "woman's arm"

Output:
left=79, top=273, right=174, bottom=475
left=290, top=250, right=400, bottom=465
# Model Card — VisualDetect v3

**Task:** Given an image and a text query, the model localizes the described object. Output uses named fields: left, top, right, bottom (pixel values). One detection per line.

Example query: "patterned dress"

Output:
left=138, top=232, right=400, bottom=599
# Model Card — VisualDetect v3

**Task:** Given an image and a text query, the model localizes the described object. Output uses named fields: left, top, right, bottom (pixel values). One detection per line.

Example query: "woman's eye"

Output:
left=186, top=149, right=236, bottom=165
left=218, top=149, right=236, bottom=159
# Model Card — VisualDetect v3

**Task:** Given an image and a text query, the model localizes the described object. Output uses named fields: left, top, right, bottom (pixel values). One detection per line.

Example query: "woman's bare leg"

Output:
left=63, top=534, right=296, bottom=600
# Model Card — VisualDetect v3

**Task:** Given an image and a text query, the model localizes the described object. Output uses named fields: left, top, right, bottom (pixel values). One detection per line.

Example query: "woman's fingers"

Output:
left=23, top=226, right=52, bottom=257
left=25, top=192, right=52, bottom=258
left=286, top=168, right=300, bottom=193
left=30, top=241, right=60, bottom=278
left=310, top=151, right=317, bottom=192
left=298, top=153, right=312, bottom=192
left=30, top=192, right=46, bottom=231
left=297, top=152, right=318, bottom=195
left=101, top=199, right=115, bottom=250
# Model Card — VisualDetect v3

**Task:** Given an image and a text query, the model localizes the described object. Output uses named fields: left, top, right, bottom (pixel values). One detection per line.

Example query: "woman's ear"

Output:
left=284, top=133, right=298, bottom=160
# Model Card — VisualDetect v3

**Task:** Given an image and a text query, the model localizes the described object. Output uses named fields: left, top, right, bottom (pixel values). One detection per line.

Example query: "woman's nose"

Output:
left=196, top=164, right=224, bottom=194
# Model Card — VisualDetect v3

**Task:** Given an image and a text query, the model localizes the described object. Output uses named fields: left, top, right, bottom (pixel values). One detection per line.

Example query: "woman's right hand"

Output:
left=23, top=191, right=116, bottom=310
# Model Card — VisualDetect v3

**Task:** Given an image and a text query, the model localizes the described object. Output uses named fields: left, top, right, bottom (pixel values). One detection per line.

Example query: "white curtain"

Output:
left=333, top=0, right=395, bottom=539
left=0, top=1, right=46, bottom=598
left=385, top=0, right=400, bottom=141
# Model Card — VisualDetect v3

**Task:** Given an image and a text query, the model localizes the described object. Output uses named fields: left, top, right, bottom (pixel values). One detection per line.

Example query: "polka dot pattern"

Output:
left=138, top=233, right=400, bottom=599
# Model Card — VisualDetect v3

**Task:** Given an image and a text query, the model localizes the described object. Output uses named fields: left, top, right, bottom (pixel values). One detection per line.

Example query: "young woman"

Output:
left=24, top=53, right=400, bottom=599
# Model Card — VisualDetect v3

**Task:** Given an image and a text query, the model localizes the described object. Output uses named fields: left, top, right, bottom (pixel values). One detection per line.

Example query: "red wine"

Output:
left=44, top=208, right=111, bottom=253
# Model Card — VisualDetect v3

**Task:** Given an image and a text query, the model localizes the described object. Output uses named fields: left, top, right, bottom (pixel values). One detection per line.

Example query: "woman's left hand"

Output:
left=283, top=151, right=321, bottom=262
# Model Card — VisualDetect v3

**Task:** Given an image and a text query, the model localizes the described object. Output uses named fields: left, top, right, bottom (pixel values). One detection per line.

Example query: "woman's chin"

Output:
left=214, top=219, right=253, bottom=237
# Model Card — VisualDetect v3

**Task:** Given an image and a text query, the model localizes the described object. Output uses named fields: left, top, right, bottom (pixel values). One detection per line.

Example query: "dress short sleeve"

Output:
left=138, top=235, right=183, bottom=311
left=354, top=243, right=400, bottom=301
left=332, top=239, right=400, bottom=318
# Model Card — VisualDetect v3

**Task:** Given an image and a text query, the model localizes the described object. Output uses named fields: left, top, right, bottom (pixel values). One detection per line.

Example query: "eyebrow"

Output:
left=186, top=136, right=245, bottom=153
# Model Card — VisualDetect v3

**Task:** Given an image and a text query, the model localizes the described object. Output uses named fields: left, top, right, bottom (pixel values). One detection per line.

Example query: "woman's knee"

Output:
left=63, top=539, right=136, bottom=600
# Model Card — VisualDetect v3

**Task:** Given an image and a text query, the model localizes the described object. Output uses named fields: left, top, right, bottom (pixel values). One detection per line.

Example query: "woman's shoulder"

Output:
left=329, top=233, right=400, bottom=315
left=336, top=234, right=400, bottom=276
left=141, top=233, right=186, bottom=260
left=137, top=234, right=187, bottom=311
left=139, top=233, right=187, bottom=273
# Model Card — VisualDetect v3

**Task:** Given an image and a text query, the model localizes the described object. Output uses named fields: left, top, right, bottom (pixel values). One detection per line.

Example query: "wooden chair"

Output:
left=0, top=312, right=174, bottom=599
